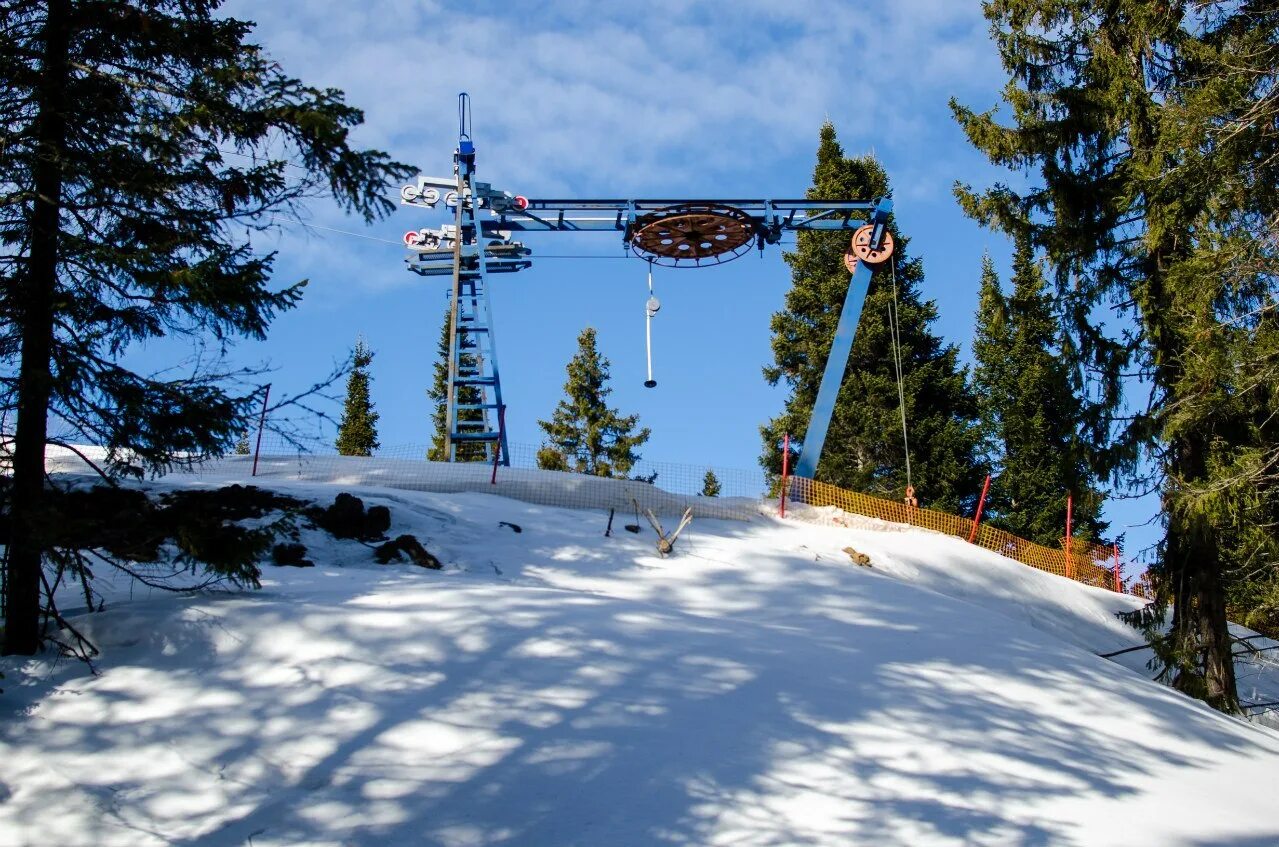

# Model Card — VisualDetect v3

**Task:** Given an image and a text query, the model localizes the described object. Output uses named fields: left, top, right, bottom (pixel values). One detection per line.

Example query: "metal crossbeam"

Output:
left=489, top=199, right=880, bottom=241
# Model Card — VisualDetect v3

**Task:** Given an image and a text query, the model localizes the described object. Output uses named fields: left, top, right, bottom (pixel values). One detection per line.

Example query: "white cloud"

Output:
left=222, top=1, right=1005, bottom=199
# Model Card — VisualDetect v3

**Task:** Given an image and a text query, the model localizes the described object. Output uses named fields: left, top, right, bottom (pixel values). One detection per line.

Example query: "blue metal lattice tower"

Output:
left=401, top=94, right=529, bottom=464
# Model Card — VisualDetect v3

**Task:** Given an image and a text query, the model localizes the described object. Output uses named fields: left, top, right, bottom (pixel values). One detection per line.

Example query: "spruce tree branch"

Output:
left=37, top=560, right=100, bottom=666
left=84, top=548, right=225, bottom=593
left=44, top=440, right=114, bottom=485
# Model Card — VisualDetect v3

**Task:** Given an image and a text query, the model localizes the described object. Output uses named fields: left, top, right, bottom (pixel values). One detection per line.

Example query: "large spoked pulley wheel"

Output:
left=843, top=224, right=895, bottom=273
left=628, top=203, right=757, bottom=267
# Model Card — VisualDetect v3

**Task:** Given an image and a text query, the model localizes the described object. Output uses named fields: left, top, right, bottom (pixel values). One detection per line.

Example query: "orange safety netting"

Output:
left=785, top=476, right=1124, bottom=593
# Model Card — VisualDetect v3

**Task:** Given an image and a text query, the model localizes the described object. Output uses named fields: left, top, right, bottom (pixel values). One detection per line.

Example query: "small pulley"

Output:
left=644, top=261, right=659, bottom=388
left=843, top=224, right=895, bottom=273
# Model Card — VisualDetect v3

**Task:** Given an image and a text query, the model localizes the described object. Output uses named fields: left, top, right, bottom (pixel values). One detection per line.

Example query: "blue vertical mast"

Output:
left=443, top=93, right=509, bottom=464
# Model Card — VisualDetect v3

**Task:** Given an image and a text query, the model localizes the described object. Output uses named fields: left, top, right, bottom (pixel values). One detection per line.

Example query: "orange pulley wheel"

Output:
left=843, top=224, right=895, bottom=273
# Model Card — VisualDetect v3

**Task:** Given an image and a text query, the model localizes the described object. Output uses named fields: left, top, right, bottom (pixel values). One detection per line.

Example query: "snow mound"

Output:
left=43, top=446, right=762, bottom=521
left=2, top=475, right=1278, bottom=846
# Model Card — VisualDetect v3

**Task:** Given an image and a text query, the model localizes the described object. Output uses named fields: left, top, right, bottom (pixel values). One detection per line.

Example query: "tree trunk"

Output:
left=1115, top=29, right=1241, bottom=714
left=1166, top=435, right=1241, bottom=712
left=3, top=0, right=70, bottom=656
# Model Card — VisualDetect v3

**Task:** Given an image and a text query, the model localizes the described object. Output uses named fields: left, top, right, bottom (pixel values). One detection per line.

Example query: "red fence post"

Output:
left=1064, top=492, right=1073, bottom=579
left=967, top=473, right=991, bottom=543
left=490, top=405, right=506, bottom=485
left=1112, top=543, right=1121, bottom=593
left=779, top=433, right=790, bottom=518
left=251, top=383, right=270, bottom=478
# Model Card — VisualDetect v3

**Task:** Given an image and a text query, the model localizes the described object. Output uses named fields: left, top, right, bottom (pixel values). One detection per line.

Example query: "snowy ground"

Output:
left=3, top=471, right=1279, bottom=846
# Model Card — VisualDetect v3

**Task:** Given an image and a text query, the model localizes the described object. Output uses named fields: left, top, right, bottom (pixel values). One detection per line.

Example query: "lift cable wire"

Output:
left=293, top=219, right=636, bottom=258
left=295, top=221, right=404, bottom=245
left=888, top=254, right=912, bottom=490
left=289, top=216, right=803, bottom=259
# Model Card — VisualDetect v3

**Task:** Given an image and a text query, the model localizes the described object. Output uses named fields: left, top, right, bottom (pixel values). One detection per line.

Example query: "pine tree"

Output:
left=952, top=0, right=1279, bottom=710
left=972, top=254, right=1011, bottom=466
left=538, top=327, right=650, bottom=477
left=701, top=470, right=722, bottom=498
left=335, top=338, right=379, bottom=457
left=0, top=1, right=412, bottom=655
left=760, top=123, right=984, bottom=513
left=972, top=239, right=1107, bottom=547
left=426, top=307, right=486, bottom=462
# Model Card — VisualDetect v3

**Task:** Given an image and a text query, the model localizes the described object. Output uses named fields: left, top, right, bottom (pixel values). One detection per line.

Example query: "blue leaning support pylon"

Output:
left=793, top=198, right=893, bottom=479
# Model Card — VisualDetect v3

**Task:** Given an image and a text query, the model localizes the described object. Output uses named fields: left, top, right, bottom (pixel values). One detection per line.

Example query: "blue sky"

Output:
left=201, top=0, right=1159, bottom=565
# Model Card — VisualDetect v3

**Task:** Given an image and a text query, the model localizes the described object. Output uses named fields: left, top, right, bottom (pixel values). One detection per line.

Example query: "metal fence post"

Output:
left=1064, top=492, right=1073, bottom=579
left=968, top=474, right=991, bottom=544
left=779, top=433, right=790, bottom=518
left=491, top=405, right=506, bottom=485
left=251, top=383, right=270, bottom=478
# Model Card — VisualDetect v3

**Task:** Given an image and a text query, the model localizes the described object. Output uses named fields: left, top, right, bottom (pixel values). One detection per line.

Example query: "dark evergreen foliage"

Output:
left=701, top=470, right=722, bottom=498
left=271, top=542, right=313, bottom=568
left=427, top=307, right=486, bottom=462
left=760, top=123, right=984, bottom=513
left=373, top=534, right=442, bottom=569
left=4, top=483, right=306, bottom=589
left=952, top=0, right=1279, bottom=711
left=972, top=240, right=1107, bottom=547
left=537, top=327, right=650, bottom=477
left=335, top=338, right=379, bottom=457
left=0, top=0, right=413, bottom=654
left=306, top=492, right=387, bottom=541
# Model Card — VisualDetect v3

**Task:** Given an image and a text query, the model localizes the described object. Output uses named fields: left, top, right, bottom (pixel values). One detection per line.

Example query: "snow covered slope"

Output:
left=3, top=475, right=1278, bottom=846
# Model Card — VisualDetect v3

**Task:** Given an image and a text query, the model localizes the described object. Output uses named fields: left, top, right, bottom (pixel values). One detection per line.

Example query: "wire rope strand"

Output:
left=890, top=255, right=912, bottom=489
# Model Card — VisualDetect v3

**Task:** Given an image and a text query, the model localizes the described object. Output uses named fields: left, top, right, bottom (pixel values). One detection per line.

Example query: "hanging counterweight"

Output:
left=644, top=262, right=660, bottom=388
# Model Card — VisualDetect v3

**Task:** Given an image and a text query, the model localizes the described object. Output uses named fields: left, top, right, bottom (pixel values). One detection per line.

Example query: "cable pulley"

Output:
left=628, top=202, right=757, bottom=267
left=843, top=224, right=895, bottom=273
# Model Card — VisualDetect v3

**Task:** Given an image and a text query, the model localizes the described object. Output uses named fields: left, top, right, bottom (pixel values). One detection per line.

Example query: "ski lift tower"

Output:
left=400, top=94, right=895, bottom=477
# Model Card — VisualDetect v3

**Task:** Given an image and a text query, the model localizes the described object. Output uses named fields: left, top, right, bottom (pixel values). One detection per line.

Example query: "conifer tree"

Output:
left=760, top=123, right=984, bottom=513
left=0, top=1, right=412, bottom=655
left=538, top=327, right=650, bottom=477
left=972, top=240, right=1106, bottom=547
left=426, top=307, right=487, bottom=462
left=701, top=470, right=722, bottom=498
left=335, top=338, right=379, bottom=457
left=953, top=0, right=1279, bottom=710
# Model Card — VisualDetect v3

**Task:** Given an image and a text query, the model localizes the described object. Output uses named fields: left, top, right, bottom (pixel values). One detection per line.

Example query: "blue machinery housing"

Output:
left=401, top=95, right=892, bottom=477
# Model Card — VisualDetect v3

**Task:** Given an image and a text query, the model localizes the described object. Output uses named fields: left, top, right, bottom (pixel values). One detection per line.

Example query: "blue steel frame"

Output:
left=403, top=97, right=893, bottom=477
left=793, top=197, right=891, bottom=478
left=441, top=103, right=510, bottom=465
left=486, top=198, right=884, bottom=243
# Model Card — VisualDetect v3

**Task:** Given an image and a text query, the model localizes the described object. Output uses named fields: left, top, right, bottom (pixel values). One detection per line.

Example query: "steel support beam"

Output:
left=793, top=198, right=893, bottom=479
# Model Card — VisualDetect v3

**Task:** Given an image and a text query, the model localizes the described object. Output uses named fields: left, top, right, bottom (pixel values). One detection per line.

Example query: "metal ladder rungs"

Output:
left=450, top=431, right=501, bottom=442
